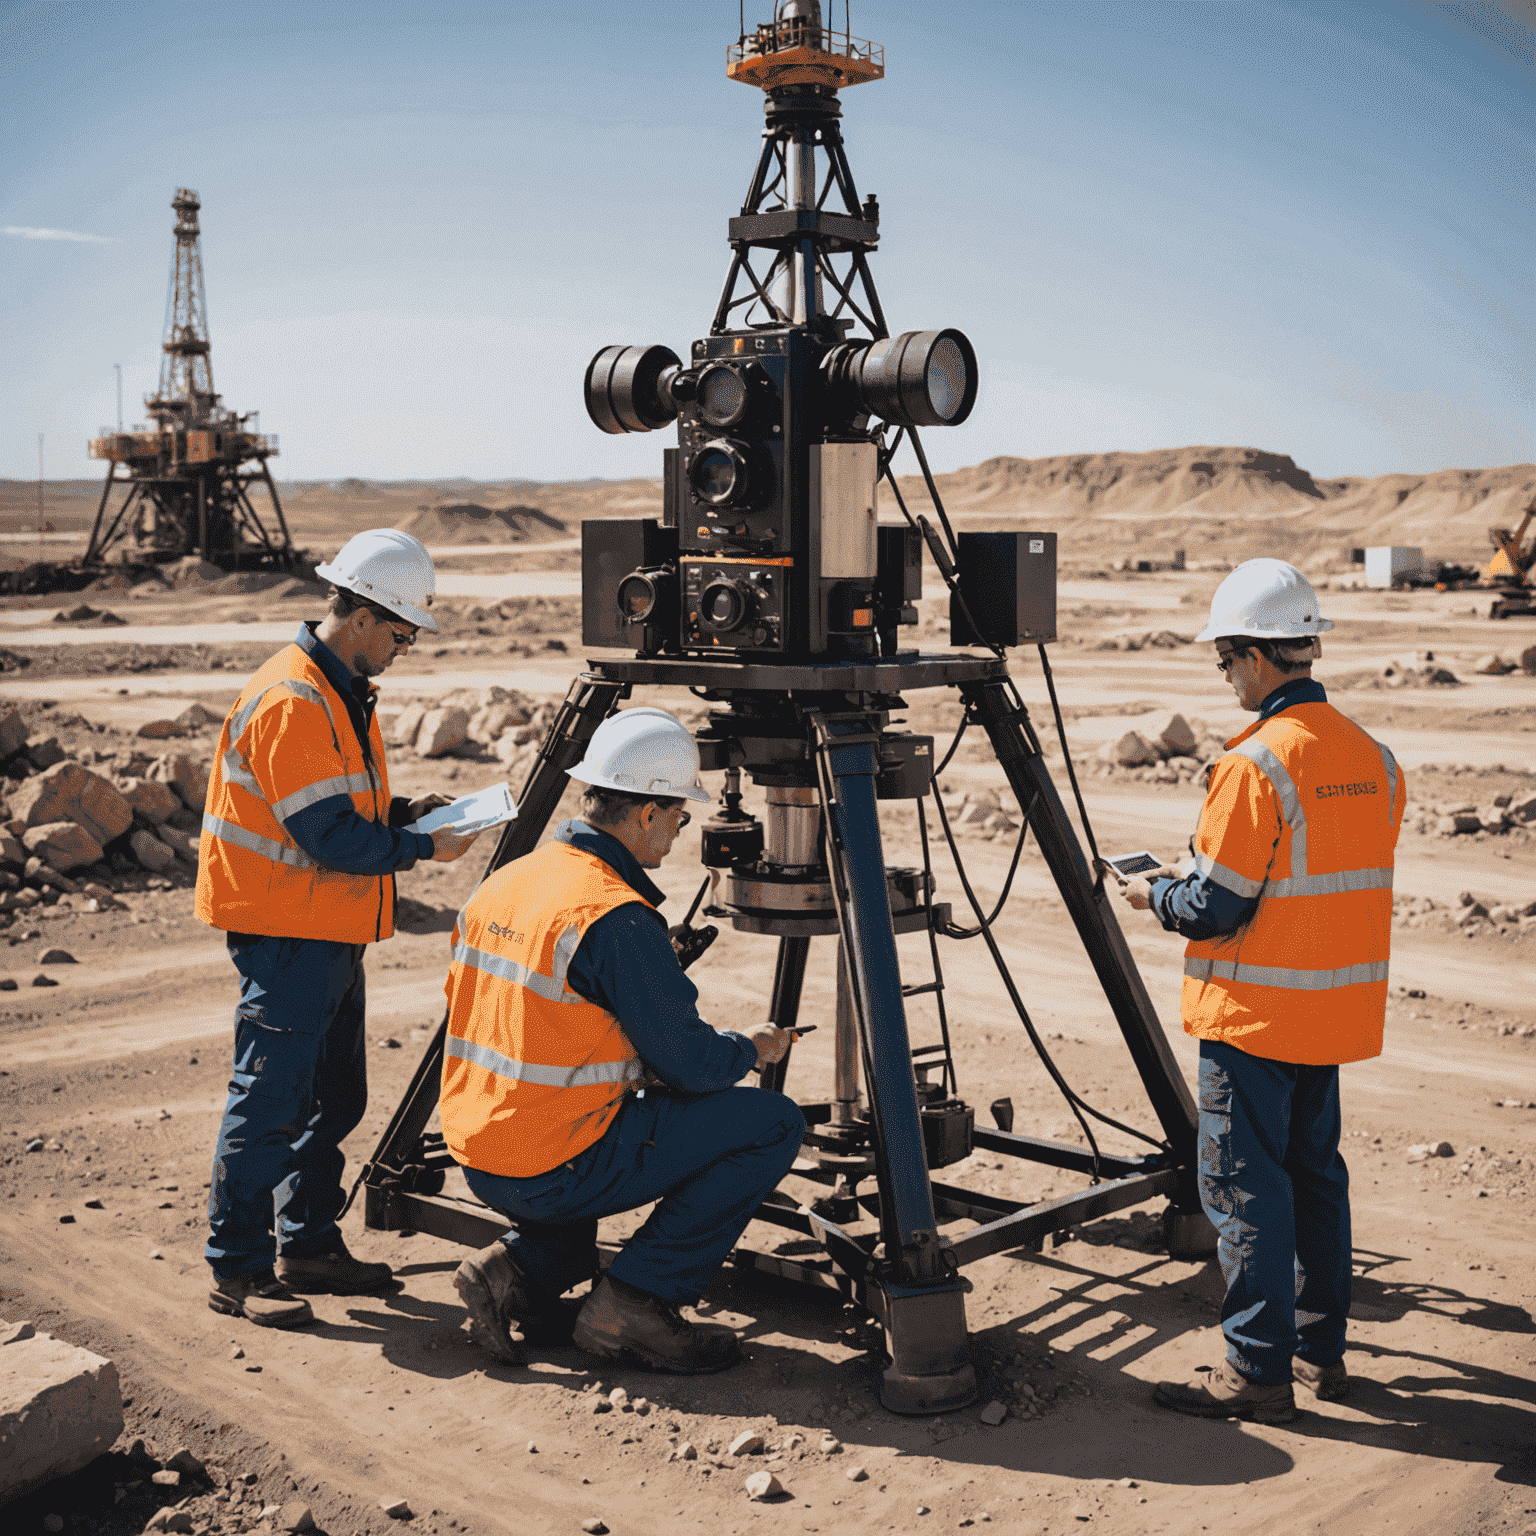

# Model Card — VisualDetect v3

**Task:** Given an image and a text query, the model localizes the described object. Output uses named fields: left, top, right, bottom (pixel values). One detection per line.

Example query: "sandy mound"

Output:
left=396, top=502, right=567, bottom=545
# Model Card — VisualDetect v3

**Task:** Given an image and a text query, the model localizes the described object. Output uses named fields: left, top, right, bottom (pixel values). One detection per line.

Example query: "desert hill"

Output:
left=394, top=502, right=567, bottom=544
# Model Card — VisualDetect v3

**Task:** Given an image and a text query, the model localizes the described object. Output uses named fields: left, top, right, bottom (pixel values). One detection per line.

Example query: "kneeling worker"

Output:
left=441, top=707, right=804, bottom=1373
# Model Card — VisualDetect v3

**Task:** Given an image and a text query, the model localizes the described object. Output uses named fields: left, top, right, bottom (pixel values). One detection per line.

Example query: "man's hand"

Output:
left=430, top=824, right=482, bottom=863
left=743, top=1022, right=791, bottom=1071
left=409, top=792, right=453, bottom=822
left=1113, top=865, right=1182, bottom=911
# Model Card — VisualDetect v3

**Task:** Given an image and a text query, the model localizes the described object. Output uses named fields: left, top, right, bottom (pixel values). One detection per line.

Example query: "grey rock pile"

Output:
left=940, top=786, right=1023, bottom=841
left=1405, top=789, right=1536, bottom=840
left=1096, top=712, right=1224, bottom=782
left=1092, top=630, right=1194, bottom=651
left=388, top=687, right=559, bottom=767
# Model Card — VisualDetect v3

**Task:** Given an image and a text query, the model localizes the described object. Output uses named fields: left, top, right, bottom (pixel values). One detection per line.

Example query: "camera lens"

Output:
left=697, top=365, right=750, bottom=428
left=689, top=440, right=750, bottom=506
left=617, top=572, right=658, bottom=622
left=925, top=336, right=968, bottom=422
left=700, top=578, right=750, bottom=634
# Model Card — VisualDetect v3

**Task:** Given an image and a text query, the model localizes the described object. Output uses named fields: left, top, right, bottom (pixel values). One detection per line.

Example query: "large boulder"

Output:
left=0, top=1325, right=123, bottom=1503
left=389, top=704, right=426, bottom=749
left=10, top=762, right=134, bottom=847
left=0, top=710, right=27, bottom=762
left=415, top=707, right=470, bottom=759
left=1156, top=713, right=1198, bottom=757
left=468, top=702, right=526, bottom=745
left=0, top=832, right=25, bottom=871
left=146, top=753, right=210, bottom=812
left=22, top=822, right=105, bottom=872
left=25, top=736, right=67, bottom=771
left=155, top=823, right=200, bottom=866
left=175, top=701, right=220, bottom=730
left=1100, top=730, right=1160, bottom=768
left=1506, top=791, right=1536, bottom=825
left=129, top=829, right=176, bottom=871
left=1472, top=653, right=1515, bottom=675
left=118, top=777, right=181, bottom=825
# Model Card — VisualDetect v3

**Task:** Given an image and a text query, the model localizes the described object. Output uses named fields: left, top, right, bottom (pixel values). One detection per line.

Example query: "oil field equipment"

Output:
left=84, top=189, right=294, bottom=570
left=359, top=2, right=1214, bottom=1416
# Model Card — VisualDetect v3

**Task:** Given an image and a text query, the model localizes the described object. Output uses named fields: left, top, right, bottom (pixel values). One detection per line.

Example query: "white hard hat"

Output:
left=567, top=707, right=712, bottom=804
left=1196, top=558, right=1334, bottom=643
left=315, top=528, right=439, bottom=633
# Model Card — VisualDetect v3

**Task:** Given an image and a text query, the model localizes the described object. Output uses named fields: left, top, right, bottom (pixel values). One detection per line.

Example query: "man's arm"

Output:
left=566, top=904, right=758, bottom=1093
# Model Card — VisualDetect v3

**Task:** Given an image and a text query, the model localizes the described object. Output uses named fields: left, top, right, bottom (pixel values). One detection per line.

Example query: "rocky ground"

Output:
left=1, top=550, right=1534, bottom=1536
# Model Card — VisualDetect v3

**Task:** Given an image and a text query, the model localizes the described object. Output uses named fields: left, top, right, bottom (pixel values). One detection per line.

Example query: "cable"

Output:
left=934, top=707, right=968, bottom=776
left=938, top=789, right=1036, bottom=941
left=913, top=798, right=957, bottom=1096
left=1036, top=642, right=1104, bottom=880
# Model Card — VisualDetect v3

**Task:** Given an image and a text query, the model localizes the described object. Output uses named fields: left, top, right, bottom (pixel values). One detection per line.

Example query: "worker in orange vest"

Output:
left=1115, top=559, right=1404, bottom=1422
left=197, top=530, right=482, bottom=1329
left=440, top=707, right=804, bottom=1374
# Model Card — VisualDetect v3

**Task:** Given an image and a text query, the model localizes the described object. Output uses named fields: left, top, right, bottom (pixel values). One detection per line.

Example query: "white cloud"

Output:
left=3, top=226, right=116, bottom=244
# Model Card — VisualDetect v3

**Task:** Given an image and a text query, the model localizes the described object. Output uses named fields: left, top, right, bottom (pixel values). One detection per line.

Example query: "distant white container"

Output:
left=1364, top=546, right=1423, bottom=588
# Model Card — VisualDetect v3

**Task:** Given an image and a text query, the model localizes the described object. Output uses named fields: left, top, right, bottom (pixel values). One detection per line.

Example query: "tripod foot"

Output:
left=875, top=1281, right=978, bottom=1415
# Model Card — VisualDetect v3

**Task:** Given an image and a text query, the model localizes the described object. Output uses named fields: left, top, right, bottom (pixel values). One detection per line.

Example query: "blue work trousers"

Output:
left=206, top=935, right=369, bottom=1279
left=461, top=1085, right=806, bottom=1307
left=1198, top=1038, right=1352, bottom=1385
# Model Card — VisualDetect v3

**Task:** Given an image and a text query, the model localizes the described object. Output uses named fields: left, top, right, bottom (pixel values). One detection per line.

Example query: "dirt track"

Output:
left=2, top=556, right=1535, bottom=1535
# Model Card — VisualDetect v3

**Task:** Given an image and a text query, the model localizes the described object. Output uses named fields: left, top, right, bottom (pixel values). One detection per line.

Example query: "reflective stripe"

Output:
left=445, top=1033, right=639, bottom=1089
left=202, top=812, right=313, bottom=869
left=1264, top=866, right=1395, bottom=898
left=222, top=678, right=349, bottom=806
left=551, top=923, right=582, bottom=988
left=271, top=772, right=378, bottom=822
left=1376, top=739, right=1400, bottom=825
left=1230, top=738, right=1307, bottom=875
left=1192, top=851, right=1264, bottom=899
left=1184, top=956, right=1389, bottom=991
left=451, top=940, right=580, bottom=1005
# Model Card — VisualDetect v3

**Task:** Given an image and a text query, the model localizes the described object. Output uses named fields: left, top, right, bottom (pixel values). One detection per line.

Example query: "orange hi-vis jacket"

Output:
left=1181, top=701, right=1405, bottom=1065
left=439, top=841, right=647, bottom=1179
left=195, top=641, right=395, bottom=943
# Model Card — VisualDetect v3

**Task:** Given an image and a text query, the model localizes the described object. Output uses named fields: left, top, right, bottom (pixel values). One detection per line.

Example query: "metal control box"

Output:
left=950, top=531, right=1057, bottom=647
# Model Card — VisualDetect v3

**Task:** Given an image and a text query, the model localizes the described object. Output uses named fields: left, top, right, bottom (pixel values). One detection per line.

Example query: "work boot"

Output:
left=571, top=1275, right=740, bottom=1375
left=276, top=1241, right=396, bottom=1295
left=452, top=1243, right=551, bottom=1365
left=1293, top=1356, right=1350, bottom=1401
left=1153, top=1360, right=1296, bottom=1423
left=208, top=1269, right=314, bottom=1329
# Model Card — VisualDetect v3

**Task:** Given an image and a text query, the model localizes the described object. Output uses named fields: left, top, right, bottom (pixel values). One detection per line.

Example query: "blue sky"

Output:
left=3, top=0, right=1531, bottom=484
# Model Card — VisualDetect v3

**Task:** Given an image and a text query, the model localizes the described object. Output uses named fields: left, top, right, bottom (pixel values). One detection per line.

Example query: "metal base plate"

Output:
left=584, top=651, right=1008, bottom=694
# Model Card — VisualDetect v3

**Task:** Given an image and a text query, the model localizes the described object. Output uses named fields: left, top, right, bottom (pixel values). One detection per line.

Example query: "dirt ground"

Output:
left=2, top=546, right=1534, bottom=1536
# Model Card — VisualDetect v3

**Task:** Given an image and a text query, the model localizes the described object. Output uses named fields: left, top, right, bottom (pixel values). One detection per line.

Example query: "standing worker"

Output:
left=1114, top=559, right=1404, bottom=1422
left=197, top=529, right=482, bottom=1329
left=440, top=707, right=804, bottom=1374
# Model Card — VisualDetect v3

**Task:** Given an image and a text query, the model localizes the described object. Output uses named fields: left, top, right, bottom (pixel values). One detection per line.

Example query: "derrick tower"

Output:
left=85, top=189, right=294, bottom=570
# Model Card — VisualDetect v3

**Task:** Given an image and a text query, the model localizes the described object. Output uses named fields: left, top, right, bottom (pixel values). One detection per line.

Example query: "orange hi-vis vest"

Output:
left=195, top=641, right=395, bottom=943
left=439, top=841, right=648, bottom=1179
left=1181, top=701, right=1405, bottom=1065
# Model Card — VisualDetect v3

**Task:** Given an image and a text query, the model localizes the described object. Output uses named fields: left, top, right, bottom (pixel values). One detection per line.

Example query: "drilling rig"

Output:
left=84, top=189, right=295, bottom=571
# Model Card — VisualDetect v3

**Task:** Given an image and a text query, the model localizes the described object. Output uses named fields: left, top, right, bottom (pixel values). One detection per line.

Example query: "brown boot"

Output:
left=276, top=1242, right=395, bottom=1295
left=571, top=1276, right=740, bottom=1375
left=453, top=1244, right=535, bottom=1365
left=1153, top=1360, right=1295, bottom=1423
left=208, top=1269, right=314, bottom=1329
left=1293, top=1357, right=1349, bottom=1401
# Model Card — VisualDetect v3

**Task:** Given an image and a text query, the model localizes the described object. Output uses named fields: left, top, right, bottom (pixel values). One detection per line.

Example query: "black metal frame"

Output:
left=357, top=654, right=1203, bottom=1414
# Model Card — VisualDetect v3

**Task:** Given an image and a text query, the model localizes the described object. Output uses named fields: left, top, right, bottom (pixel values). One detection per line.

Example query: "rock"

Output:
left=0, top=980, right=17, bottom=992
left=1156, top=713, right=1198, bottom=756
left=607, top=1386, right=629, bottom=1408
left=494, top=734, right=533, bottom=769
left=33, top=973, right=60, bottom=989
left=166, top=555, right=224, bottom=586
left=1406, top=1141, right=1455, bottom=1161
left=136, top=720, right=188, bottom=740
left=379, top=1499, right=413, bottom=1520
left=118, top=777, right=181, bottom=825
left=389, top=704, right=426, bottom=749
left=27, top=861, right=77, bottom=893
left=0, top=832, right=24, bottom=870
left=145, top=753, right=209, bottom=812
left=819, top=1435, right=842, bottom=1454
left=230, top=1345, right=245, bottom=1359
left=0, top=1329, right=124, bottom=1502
left=632, top=1397, right=650, bottom=1416
left=669, top=1441, right=697, bottom=1461
left=151, top=1469, right=181, bottom=1487
left=1, top=1321, right=35, bottom=1344
left=129, top=830, right=177, bottom=871
left=580, top=1521, right=609, bottom=1535
left=979, top=1400, right=1009, bottom=1426
left=592, top=1398, right=613, bottom=1414
left=277, top=1502, right=315, bottom=1532
left=38, top=948, right=75, bottom=965
left=468, top=703, right=524, bottom=744
left=1472, top=653, right=1515, bottom=675
left=1101, top=730, right=1159, bottom=768
left=21, top=823, right=104, bottom=873
left=415, top=706, right=471, bottom=758
left=0, top=711, right=28, bottom=761
left=174, top=702, right=219, bottom=730
left=845, top=1464, right=868, bottom=1482
left=744, top=1471, right=784, bottom=1501
left=1505, top=791, right=1536, bottom=825
left=1439, top=813, right=1482, bottom=835
left=11, top=763, right=133, bottom=847
left=26, top=737, right=67, bottom=771
left=155, top=824, right=200, bottom=866
left=728, top=1431, right=764, bottom=1456
left=165, top=1447, right=205, bottom=1478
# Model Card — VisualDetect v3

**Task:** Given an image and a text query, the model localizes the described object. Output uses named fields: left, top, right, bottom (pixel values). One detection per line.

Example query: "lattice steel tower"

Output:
left=86, top=188, right=294, bottom=569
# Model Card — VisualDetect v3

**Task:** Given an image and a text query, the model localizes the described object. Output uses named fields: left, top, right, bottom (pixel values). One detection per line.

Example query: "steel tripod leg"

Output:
left=813, top=713, right=976, bottom=1415
left=355, top=673, right=627, bottom=1224
left=958, top=678, right=1209, bottom=1240
left=760, top=935, right=809, bottom=1096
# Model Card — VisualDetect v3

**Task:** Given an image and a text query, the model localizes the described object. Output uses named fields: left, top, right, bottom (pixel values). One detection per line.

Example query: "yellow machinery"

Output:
left=1483, top=501, right=1535, bottom=620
